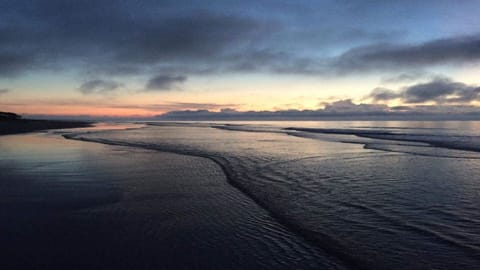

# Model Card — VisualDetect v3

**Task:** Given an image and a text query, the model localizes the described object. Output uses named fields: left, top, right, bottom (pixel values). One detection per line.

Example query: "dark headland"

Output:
left=0, top=112, right=92, bottom=135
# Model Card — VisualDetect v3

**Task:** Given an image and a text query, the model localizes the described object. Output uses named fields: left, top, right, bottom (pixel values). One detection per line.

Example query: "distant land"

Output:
left=0, top=111, right=92, bottom=135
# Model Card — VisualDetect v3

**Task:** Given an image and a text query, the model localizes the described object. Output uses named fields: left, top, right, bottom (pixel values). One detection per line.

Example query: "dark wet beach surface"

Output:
left=0, top=132, right=341, bottom=270
left=2, top=121, right=480, bottom=269
left=69, top=121, right=480, bottom=269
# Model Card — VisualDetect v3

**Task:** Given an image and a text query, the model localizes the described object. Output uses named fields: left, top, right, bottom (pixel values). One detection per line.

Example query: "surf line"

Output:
left=63, top=132, right=369, bottom=270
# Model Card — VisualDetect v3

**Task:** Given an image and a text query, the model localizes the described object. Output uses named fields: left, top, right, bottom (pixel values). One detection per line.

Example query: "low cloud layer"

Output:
left=78, top=80, right=121, bottom=94
left=145, top=75, right=187, bottom=91
left=155, top=96, right=480, bottom=121
left=156, top=104, right=480, bottom=121
left=323, top=99, right=388, bottom=113
left=369, top=78, right=480, bottom=104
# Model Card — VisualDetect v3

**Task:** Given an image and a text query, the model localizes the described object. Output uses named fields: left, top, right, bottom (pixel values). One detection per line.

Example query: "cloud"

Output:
left=156, top=103, right=480, bottom=121
left=78, top=79, right=121, bottom=94
left=218, top=33, right=480, bottom=75
left=323, top=99, right=388, bottom=113
left=389, top=104, right=480, bottom=114
left=369, top=87, right=400, bottom=101
left=332, top=34, right=480, bottom=73
left=0, top=52, right=36, bottom=77
left=7, top=95, right=480, bottom=120
left=1, top=1, right=479, bottom=81
left=381, top=72, right=432, bottom=83
left=145, top=75, right=187, bottom=91
left=0, top=88, right=11, bottom=94
left=368, top=77, right=480, bottom=104
left=0, top=1, right=270, bottom=77
left=403, top=78, right=463, bottom=103
left=157, top=99, right=391, bottom=120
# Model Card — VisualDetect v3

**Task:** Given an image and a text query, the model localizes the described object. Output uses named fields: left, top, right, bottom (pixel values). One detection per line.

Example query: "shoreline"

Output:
left=0, top=131, right=340, bottom=269
left=0, top=119, right=93, bottom=135
left=65, top=133, right=362, bottom=269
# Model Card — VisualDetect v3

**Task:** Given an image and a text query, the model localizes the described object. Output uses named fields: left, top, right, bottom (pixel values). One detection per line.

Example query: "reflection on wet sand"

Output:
left=0, top=131, right=339, bottom=270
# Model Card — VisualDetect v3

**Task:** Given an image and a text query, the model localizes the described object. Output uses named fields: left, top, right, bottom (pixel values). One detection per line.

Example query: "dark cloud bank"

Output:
left=1, top=0, right=480, bottom=78
left=0, top=0, right=271, bottom=77
left=331, top=35, right=480, bottom=74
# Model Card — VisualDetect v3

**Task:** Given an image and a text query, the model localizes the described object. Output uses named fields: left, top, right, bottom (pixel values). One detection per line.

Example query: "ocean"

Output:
left=61, top=120, right=480, bottom=269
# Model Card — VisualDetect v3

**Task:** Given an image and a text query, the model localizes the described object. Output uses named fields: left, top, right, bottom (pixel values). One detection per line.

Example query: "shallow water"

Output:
left=0, top=132, right=342, bottom=269
left=68, top=121, right=480, bottom=269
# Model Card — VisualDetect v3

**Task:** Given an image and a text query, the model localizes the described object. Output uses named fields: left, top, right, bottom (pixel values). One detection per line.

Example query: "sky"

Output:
left=0, top=0, right=480, bottom=118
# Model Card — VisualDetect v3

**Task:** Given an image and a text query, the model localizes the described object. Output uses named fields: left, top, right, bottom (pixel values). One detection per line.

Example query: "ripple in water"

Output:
left=66, top=121, right=480, bottom=269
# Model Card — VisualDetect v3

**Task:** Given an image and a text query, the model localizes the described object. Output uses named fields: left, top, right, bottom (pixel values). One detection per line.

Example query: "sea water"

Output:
left=67, top=121, right=480, bottom=269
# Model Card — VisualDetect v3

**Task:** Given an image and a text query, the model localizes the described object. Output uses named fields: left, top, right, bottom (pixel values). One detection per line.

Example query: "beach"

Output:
left=3, top=1, right=479, bottom=269
left=65, top=121, right=480, bottom=269
left=1, top=121, right=480, bottom=269
left=0, top=130, right=340, bottom=270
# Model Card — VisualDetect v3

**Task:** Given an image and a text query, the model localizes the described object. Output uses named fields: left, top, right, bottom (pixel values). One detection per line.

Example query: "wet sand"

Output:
left=0, top=132, right=341, bottom=270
